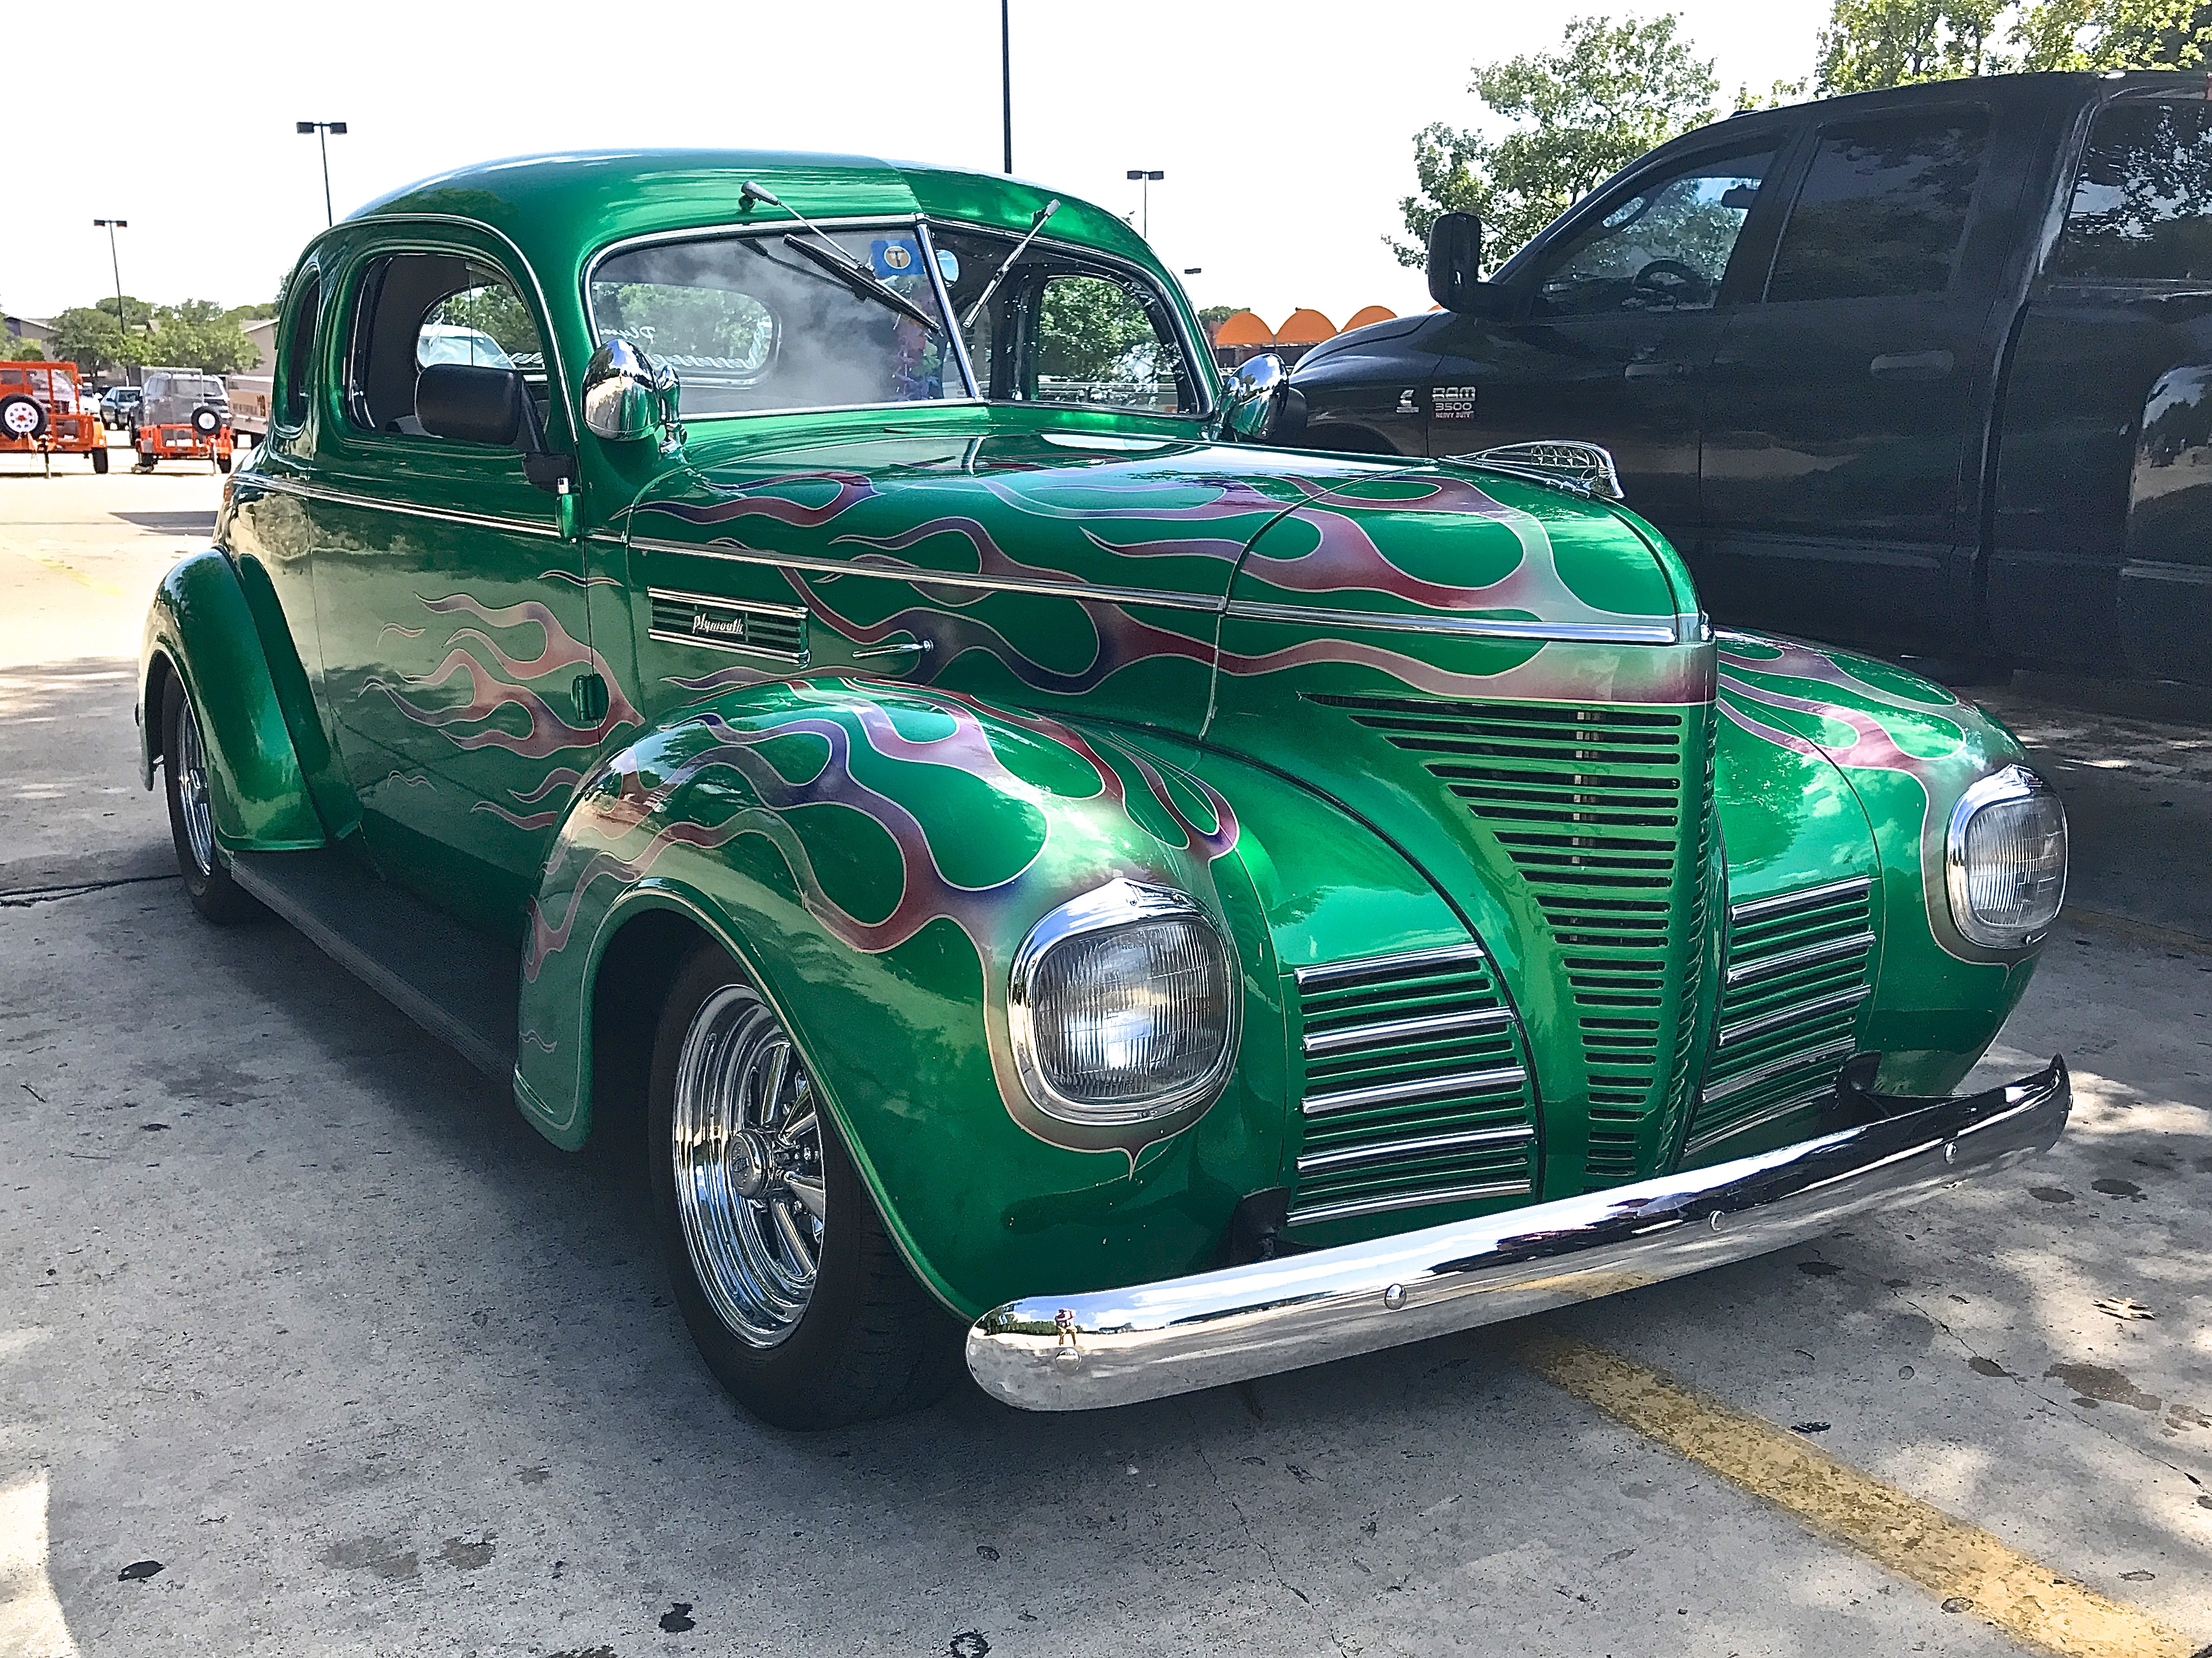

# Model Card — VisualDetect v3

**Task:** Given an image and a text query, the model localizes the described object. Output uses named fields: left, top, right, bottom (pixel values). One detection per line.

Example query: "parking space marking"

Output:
left=11, top=551, right=126, bottom=599
left=1514, top=1331, right=2202, bottom=1658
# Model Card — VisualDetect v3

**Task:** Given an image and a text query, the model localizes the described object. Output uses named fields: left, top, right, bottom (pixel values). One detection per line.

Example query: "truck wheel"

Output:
left=161, top=676, right=258, bottom=924
left=647, top=943, right=957, bottom=1428
left=91, top=446, right=109, bottom=475
left=0, top=394, right=45, bottom=441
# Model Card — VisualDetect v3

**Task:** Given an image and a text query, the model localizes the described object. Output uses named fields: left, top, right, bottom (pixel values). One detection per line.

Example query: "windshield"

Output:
left=589, top=227, right=956, bottom=415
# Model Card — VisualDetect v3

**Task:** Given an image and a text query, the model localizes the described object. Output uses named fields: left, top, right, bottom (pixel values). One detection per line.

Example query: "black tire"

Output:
left=160, top=676, right=259, bottom=924
left=90, top=446, right=108, bottom=475
left=647, top=942, right=958, bottom=1428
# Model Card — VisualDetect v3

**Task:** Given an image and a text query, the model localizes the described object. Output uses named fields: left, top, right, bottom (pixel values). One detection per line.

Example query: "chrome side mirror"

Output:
left=1220, top=352, right=1298, bottom=442
left=582, top=338, right=685, bottom=457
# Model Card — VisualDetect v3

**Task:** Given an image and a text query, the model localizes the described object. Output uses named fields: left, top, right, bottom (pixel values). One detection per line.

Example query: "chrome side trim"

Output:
left=1225, top=597, right=1679, bottom=646
left=1293, top=943, right=1485, bottom=989
left=1302, top=1006, right=1513, bottom=1056
left=1723, top=931, right=1876, bottom=989
left=629, top=534, right=1224, bottom=614
left=1287, top=1180, right=1533, bottom=1228
left=1295, top=1124, right=1535, bottom=1176
left=1728, top=875, right=1874, bottom=924
left=1698, top=1039, right=1857, bottom=1107
left=1716, top=986, right=1871, bottom=1050
left=1302, top=1066, right=1527, bottom=1118
left=966, top=1059, right=2070, bottom=1411
left=245, top=473, right=563, bottom=540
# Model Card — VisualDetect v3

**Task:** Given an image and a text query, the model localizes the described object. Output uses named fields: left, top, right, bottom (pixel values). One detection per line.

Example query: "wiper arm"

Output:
left=742, top=179, right=945, bottom=337
left=959, top=199, right=1061, bottom=330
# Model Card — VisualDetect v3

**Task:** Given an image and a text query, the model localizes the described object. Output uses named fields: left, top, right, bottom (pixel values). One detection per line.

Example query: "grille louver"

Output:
left=1289, top=944, right=1537, bottom=1229
left=647, top=588, right=808, bottom=664
left=1687, top=875, right=1876, bottom=1155
left=1309, top=694, right=1704, bottom=1190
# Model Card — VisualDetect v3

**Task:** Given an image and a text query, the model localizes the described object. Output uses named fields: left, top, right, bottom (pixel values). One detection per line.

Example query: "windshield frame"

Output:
left=581, top=212, right=1214, bottom=424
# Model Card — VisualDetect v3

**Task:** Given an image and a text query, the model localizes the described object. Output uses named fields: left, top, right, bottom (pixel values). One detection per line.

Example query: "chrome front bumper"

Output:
left=966, top=1058, right=2069, bottom=1411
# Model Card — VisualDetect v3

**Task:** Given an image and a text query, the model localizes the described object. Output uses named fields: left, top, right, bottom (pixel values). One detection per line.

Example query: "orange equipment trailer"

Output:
left=0, top=361, right=110, bottom=473
left=131, top=368, right=233, bottom=472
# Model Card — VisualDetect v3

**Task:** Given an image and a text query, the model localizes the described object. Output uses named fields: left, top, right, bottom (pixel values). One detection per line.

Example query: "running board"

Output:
left=229, top=850, right=519, bottom=1081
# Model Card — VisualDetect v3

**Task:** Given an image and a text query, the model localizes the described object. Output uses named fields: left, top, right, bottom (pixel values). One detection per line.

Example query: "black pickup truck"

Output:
left=1295, top=73, right=2212, bottom=684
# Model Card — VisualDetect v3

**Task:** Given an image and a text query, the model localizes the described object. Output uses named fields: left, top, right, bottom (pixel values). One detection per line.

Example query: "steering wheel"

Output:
left=1629, top=258, right=1713, bottom=308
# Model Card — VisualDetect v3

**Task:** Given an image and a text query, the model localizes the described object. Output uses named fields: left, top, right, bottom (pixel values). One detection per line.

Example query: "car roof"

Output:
left=342, top=148, right=1158, bottom=278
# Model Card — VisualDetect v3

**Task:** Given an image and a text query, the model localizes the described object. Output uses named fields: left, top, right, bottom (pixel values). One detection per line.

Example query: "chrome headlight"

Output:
left=1946, top=766, right=2067, bottom=948
left=1008, top=880, right=1239, bottom=1125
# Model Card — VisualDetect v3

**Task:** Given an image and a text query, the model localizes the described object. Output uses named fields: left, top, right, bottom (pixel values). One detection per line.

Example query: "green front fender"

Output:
left=511, top=678, right=1277, bottom=1319
left=139, top=550, right=324, bottom=852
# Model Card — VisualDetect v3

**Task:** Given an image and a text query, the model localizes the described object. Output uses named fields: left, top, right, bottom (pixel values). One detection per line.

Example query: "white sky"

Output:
left=3, top=1, right=1826, bottom=331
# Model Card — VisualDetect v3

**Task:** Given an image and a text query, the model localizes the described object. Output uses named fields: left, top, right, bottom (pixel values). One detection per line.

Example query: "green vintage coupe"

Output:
left=140, top=151, right=2071, bottom=1426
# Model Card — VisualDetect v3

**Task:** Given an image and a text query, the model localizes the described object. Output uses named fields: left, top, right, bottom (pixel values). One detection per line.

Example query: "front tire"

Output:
left=647, top=943, right=956, bottom=1428
left=91, top=446, right=108, bottom=475
left=161, top=676, right=257, bottom=924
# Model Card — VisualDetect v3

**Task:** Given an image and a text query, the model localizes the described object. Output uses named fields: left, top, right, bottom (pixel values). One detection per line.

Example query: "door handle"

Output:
left=1869, top=350, right=1953, bottom=380
left=1624, top=361, right=1693, bottom=380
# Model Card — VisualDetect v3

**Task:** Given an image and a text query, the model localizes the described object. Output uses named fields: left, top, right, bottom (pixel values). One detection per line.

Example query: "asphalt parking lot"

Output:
left=2, top=446, right=2208, bottom=1657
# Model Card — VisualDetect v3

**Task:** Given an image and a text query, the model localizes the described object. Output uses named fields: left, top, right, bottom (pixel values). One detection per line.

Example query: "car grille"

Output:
left=1686, top=875, right=1876, bottom=1155
left=1288, top=943, right=1537, bottom=1229
left=1309, top=694, right=1709, bottom=1190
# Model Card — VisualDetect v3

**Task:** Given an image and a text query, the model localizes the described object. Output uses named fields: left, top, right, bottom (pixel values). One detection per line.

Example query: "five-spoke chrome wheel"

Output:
left=670, top=983, right=825, bottom=1348
left=171, top=695, right=217, bottom=877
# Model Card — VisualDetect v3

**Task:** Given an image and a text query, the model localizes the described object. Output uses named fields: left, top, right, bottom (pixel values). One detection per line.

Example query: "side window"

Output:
left=1766, top=113, right=1991, bottom=303
left=346, top=254, right=544, bottom=437
left=2051, top=100, right=2212, bottom=282
left=1029, top=274, right=1189, bottom=411
left=1531, top=148, right=1778, bottom=317
left=280, top=273, right=320, bottom=427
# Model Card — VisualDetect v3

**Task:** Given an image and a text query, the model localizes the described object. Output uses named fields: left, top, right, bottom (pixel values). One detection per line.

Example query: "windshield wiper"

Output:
left=741, top=180, right=945, bottom=337
left=959, top=199, right=1060, bottom=330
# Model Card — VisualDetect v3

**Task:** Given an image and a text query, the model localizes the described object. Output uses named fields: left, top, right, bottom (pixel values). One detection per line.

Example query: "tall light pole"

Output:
left=1000, top=1, right=1012, bottom=174
left=296, top=120, right=348, bottom=226
left=1126, top=169, right=1163, bottom=240
left=90, top=219, right=129, bottom=335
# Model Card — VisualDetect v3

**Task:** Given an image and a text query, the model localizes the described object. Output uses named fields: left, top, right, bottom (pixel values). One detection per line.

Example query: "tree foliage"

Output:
left=49, top=296, right=255, bottom=375
left=1391, top=15, right=1720, bottom=271
left=1815, top=0, right=2212, bottom=90
left=1036, top=277, right=1156, bottom=380
left=2014, top=0, right=2212, bottom=69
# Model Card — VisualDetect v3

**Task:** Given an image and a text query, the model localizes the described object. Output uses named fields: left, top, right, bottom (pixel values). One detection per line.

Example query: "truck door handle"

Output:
left=1623, top=361, right=1693, bottom=380
left=1869, top=350, right=1953, bottom=380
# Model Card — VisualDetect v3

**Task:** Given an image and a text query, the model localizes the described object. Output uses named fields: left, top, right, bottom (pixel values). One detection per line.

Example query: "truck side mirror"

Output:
left=1428, top=213, right=1484, bottom=310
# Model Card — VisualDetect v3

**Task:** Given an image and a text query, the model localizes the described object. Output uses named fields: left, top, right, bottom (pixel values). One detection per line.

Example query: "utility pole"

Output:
left=90, top=219, right=129, bottom=333
left=296, top=120, right=348, bottom=226
left=1126, top=169, right=1163, bottom=239
left=1000, top=0, right=1013, bottom=173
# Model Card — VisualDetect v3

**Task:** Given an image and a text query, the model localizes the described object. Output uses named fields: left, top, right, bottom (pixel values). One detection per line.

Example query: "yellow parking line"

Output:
left=1512, top=1331, right=2200, bottom=1658
left=14, top=552, right=126, bottom=599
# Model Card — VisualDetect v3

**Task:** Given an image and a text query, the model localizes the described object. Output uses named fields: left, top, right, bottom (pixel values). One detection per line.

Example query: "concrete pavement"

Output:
left=1, top=464, right=2206, bottom=1657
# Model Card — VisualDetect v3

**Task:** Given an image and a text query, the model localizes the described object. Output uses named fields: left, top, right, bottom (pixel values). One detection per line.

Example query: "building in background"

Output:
left=1206, top=304, right=1411, bottom=369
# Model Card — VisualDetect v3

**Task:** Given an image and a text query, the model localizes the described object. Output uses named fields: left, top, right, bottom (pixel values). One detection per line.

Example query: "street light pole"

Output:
left=90, top=219, right=129, bottom=333
left=1125, top=169, right=1163, bottom=239
left=296, top=120, right=348, bottom=226
left=1000, top=0, right=1013, bottom=174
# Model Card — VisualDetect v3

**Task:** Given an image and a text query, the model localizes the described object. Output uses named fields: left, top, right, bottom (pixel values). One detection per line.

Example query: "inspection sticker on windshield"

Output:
left=871, top=238, right=923, bottom=278
left=1433, top=384, right=1479, bottom=420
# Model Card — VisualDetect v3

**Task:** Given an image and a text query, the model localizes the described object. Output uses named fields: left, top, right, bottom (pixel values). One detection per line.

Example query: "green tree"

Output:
left=2, top=336, right=45, bottom=361
left=2014, top=0, right=2212, bottom=68
left=1815, top=0, right=2009, bottom=90
left=1391, top=15, right=1720, bottom=271
left=51, top=303, right=150, bottom=374
left=1036, top=277, right=1154, bottom=379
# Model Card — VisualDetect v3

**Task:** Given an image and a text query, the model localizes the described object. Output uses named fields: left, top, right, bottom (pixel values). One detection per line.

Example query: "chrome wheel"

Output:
left=670, top=983, right=825, bottom=1348
left=172, top=697, right=217, bottom=876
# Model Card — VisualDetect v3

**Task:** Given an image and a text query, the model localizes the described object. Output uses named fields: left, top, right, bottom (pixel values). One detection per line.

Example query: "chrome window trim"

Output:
left=1946, top=764, right=2068, bottom=949
left=1005, top=879, right=1240, bottom=1127
left=628, top=532, right=1223, bottom=613
left=1226, top=598, right=1679, bottom=646
left=247, top=472, right=563, bottom=540
left=581, top=213, right=1215, bottom=422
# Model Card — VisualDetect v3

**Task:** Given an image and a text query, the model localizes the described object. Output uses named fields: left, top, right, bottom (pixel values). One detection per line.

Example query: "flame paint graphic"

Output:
left=363, top=593, right=640, bottom=761
left=524, top=684, right=1235, bottom=982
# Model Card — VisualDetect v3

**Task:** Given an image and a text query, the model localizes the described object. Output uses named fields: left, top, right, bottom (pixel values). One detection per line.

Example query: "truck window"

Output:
left=2050, top=100, right=2212, bottom=282
left=1529, top=147, right=1778, bottom=316
left=1766, top=111, right=1991, bottom=302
